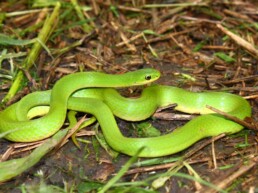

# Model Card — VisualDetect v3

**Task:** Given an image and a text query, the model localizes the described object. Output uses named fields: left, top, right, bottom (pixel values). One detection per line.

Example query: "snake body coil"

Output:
left=0, top=69, right=251, bottom=157
left=0, top=69, right=160, bottom=142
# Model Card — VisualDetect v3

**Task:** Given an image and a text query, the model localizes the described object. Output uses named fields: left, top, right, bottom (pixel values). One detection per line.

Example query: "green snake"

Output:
left=0, top=69, right=251, bottom=157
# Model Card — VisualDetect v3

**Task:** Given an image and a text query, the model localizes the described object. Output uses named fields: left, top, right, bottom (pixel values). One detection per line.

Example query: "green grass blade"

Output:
left=2, top=2, right=61, bottom=104
left=0, top=129, right=68, bottom=182
left=98, top=147, right=144, bottom=193
left=0, top=34, right=36, bottom=46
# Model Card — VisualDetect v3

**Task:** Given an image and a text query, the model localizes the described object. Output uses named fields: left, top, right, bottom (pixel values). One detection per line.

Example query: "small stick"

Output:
left=0, top=146, right=14, bottom=162
left=217, top=24, right=258, bottom=59
left=199, top=156, right=257, bottom=193
left=206, top=105, right=256, bottom=131
left=153, top=112, right=195, bottom=121
left=55, top=115, right=87, bottom=150
left=155, top=104, right=177, bottom=113
left=211, top=137, right=217, bottom=169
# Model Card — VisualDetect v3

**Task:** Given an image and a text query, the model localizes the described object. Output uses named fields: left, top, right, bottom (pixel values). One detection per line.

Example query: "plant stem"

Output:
left=2, top=2, right=61, bottom=104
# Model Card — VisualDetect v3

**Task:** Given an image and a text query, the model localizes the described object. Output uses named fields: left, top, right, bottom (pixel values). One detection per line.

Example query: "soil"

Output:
left=0, top=0, right=257, bottom=192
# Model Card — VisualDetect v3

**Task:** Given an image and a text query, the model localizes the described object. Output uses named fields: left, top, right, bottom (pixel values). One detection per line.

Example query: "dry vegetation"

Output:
left=0, top=0, right=257, bottom=192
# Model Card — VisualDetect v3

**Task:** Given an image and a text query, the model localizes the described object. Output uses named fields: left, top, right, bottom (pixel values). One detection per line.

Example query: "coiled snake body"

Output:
left=0, top=69, right=251, bottom=157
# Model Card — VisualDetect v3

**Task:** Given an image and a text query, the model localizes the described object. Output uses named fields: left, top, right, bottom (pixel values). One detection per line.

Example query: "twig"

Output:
left=95, top=0, right=150, bottom=14
left=142, top=3, right=208, bottom=8
left=206, top=105, right=257, bottom=131
left=217, top=24, right=258, bottom=59
left=111, top=21, right=136, bottom=52
left=199, top=156, right=258, bottom=193
left=55, top=115, right=87, bottom=150
left=244, top=94, right=258, bottom=100
left=153, top=112, right=195, bottom=121
left=211, top=137, right=217, bottom=169
left=184, top=134, right=226, bottom=158
left=0, top=146, right=14, bottom=162
left=222, top=75, right=258, bottom=85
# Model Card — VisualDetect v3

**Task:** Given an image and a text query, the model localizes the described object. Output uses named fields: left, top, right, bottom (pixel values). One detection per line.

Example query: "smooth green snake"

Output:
left=0, top=68, right=251, bottom=157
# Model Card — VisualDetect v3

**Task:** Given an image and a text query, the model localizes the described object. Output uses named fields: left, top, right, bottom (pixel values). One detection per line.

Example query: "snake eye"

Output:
left=145, top=75, right=152, bottom=80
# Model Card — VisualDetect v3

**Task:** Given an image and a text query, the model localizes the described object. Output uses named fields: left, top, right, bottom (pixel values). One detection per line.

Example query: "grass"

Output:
left=0, top=0, right=257, bottom=192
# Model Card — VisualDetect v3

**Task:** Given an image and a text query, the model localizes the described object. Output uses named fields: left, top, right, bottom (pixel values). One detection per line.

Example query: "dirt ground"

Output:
left=0, top=0, right=257, bottom=192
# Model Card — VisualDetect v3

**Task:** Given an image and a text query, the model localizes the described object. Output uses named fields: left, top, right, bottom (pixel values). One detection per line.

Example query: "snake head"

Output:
left=127, top=68, right=160, bottom=86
